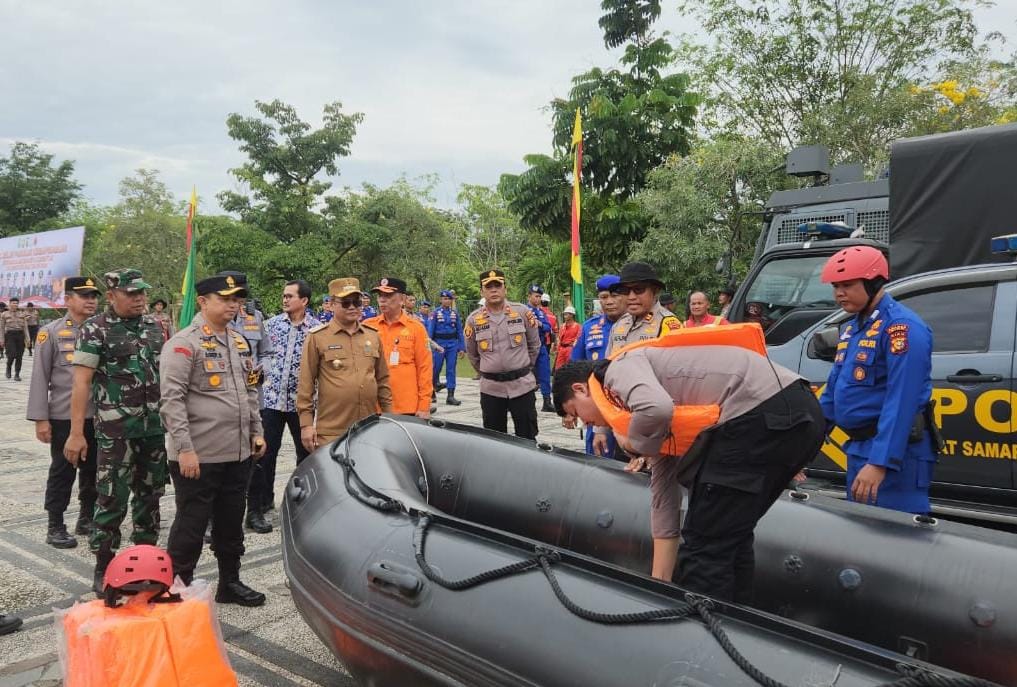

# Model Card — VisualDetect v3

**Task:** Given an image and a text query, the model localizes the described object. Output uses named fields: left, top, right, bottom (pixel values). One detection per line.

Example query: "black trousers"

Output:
left=167, top=458, right=253, bottom=583
left=677, top=381, right=824, bottom=604
left=4, top=332, right=25, bottom=375
left=248, top=409, right=307, bottom=513
left=45, top=420, right=98, bottom=522
left=27, top=325, right=38, bottom=355
left=480, top=390, right=538, bottom=440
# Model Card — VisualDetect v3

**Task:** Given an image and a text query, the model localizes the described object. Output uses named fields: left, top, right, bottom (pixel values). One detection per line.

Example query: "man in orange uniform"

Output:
left=363, top=277, right=434, bottom=417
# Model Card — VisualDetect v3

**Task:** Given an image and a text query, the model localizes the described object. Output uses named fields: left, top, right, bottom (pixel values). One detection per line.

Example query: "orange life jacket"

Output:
left=61, top=595, right=237, bottom=687
left=589, top=323, right=767, bottom=456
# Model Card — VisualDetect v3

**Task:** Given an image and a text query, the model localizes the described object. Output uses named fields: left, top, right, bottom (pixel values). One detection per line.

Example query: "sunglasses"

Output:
left=337, top=298, right=362, bottom=309
left=611, top=284, right=650, bottom=296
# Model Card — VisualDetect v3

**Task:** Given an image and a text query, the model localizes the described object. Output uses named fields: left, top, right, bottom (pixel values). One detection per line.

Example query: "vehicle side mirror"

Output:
left=809, top=326, right=840, bottom=362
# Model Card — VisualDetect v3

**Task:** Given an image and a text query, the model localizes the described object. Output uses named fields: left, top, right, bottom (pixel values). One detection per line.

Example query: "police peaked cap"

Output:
left=196, top=273, right=248, bottom=297
left=528, top=284, right=544, bottom=294
left=440, top=289, right=454, bottom=298
left=65, top=276, right=101, bottom=295
left=371, top=277, right=408, bottom=294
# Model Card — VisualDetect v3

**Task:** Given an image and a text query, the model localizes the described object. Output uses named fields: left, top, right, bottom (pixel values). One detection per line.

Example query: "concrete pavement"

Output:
left=0, top=354, right=584, bottom=686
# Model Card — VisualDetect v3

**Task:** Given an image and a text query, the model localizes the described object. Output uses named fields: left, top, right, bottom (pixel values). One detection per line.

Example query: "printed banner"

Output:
left=0, top=226, right=86, bottom=307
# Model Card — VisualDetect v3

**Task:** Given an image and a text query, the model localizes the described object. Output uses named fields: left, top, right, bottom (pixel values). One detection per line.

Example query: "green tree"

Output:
left=677, top=0, right=1015, bottom=168
left=631, top=136, right=789, bottom=299
left=0, top=142, right=82, bottom=236
left=457, top=184, right=531, bottom=274
left=500, top=0, right=698, bottom=268
left=86, top=169, right=190, bottom=304
left=219, top=99, right=363, bottom=244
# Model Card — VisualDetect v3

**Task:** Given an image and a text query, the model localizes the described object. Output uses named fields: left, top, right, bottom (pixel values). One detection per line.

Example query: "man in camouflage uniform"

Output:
left=64, top=269, right=168, bottom=593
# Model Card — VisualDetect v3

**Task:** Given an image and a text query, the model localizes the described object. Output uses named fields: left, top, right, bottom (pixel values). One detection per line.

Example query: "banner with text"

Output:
left=0, top=226, right=86, bottom=307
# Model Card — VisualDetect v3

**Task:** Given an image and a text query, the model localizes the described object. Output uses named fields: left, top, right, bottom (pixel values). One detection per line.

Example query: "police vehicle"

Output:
left=773, top=238, right=1017, bottom=526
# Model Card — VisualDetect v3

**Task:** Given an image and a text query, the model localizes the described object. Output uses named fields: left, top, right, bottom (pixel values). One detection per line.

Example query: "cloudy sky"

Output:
left=2, top=1, right=1015, bottom=213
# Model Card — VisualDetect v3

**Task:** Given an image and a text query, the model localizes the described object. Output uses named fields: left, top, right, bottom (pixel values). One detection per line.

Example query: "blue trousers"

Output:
left=535, top=346, right=551, bottom=396
left=432, top=345, right=458, bottom=390
left=585, top=426, right=618, bottom=458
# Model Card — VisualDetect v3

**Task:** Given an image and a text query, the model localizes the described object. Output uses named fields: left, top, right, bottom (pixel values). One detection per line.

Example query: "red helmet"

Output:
left=103, top=544, right=174, bottom=606
left=820, top=246, right=889, bottom=283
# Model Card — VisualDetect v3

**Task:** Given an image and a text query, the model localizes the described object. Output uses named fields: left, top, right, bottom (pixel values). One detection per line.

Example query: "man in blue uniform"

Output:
left=360, top=293, right=377, bottom=321
left=567, top=275, right=625, bottom=456
left=818, top=246, right=938, bottom=513
left=427, top=290, right=465, bottom=406
left=526, top=285, right=554, bottom=412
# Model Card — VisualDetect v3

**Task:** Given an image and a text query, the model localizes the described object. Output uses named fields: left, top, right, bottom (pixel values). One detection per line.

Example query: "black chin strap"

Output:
left=860, top=278, right=887, bottom=320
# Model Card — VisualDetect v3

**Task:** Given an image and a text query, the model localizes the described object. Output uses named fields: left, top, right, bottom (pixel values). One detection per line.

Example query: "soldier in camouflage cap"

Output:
left=64, top=268, right=168, bottom=594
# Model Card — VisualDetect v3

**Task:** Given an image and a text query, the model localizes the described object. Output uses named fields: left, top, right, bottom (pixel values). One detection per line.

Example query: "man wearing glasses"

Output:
left=606, top=262, right=682, bottom=355
left=298, top=278, right=393, bottom=452
left=246, top=280, right=319, bottom=534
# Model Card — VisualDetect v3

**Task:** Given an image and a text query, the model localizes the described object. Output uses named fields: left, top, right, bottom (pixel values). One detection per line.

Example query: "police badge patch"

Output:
left=853, top=366, right=866, bottom=381
left=887, top=323, right=909, bottom=355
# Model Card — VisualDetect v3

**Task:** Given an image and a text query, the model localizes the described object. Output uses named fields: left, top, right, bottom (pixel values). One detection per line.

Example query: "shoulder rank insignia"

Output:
left=308, top=323, right=328, bottom=333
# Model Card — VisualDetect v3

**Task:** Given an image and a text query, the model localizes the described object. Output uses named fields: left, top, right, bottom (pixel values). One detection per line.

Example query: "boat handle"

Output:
left=368, top=562, right=423, bottom=598
left=288, top=476, right=308, bottom=503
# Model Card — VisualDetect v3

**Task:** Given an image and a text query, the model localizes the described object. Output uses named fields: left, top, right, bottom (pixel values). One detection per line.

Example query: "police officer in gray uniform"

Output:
left=26, top=277, right=102, bottom=548
left=606, top=262, right=683, bottom=356
left=464, top=269, right=542, bottom=439
left=160, top=273, right=267, bottom=606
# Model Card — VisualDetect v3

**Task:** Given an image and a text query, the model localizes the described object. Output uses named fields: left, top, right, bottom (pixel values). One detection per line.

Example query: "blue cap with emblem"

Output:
left=596, top=274, right=621, bottom=291
left=528, top=284, right=544, bottom=294
left=440, top=289, right=454, bottom=298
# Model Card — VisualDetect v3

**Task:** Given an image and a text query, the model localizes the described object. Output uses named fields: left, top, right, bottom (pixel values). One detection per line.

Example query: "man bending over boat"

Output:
left=552, top=346, right=824, bottom=603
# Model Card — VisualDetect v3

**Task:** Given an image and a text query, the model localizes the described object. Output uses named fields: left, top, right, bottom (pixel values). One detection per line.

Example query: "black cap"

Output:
left=196, top=273, right=248, bottom=297
left=659, top=292, right=676, bottom=306
left=371, top=277, right=408, bottom=294
left=617, top=261, right=665, bottom=289
left=480, top=269, right=506, bottom=286
left=528, top=284, right=543, bottom=294
left=65, top=276, right=101, bottom=295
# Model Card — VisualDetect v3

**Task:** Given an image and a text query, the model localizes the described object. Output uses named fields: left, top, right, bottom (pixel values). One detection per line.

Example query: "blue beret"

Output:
left=440, top=289, right=454, bottom=298
left=596, top=274, right=621, bottom=291
left=528, top=284, right=544, bottom=294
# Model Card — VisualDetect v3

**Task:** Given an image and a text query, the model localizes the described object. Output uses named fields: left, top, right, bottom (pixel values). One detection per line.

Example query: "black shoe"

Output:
left=13, top=375, right=20, bottom=382
left=541, top=396, right=555, bottom=413
left=4, top=371, right=10, bottom=380
left=246, top=512, right=272, bottom=534
left=93, top=550, right=114, bottom=596
left=46, top=524, right=77, bottom=549
left=436, top=382, right=447, bottom=393
left=74, top=515, right=93, bottom=536
left=215, top=580, right=266, bottom=607
left=0, top=614, right=23, bottom=636
left=445, top=391, right=462, bottom=406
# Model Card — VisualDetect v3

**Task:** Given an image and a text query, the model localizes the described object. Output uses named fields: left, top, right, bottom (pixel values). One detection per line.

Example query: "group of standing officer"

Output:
left=27, top=268, right=272, bottom=607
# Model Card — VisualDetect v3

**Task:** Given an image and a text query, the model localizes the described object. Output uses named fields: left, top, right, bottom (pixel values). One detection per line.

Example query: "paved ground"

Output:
left=0, top=355, right=582, bottom=686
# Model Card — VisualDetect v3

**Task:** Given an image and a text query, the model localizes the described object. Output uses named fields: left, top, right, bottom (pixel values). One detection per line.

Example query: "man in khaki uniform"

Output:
left=464, top=269, right=541, bottom=439
left=24, top=303, right=40, bottom=356
left=1, top=297, right=31, bottom=380
left=27, top=277, right=101, bottom=548
left=297, top=277, right=393, bottom=452
left=606, top=262, right=683, bottom=356
left=160, top=272, right=267, bottom=606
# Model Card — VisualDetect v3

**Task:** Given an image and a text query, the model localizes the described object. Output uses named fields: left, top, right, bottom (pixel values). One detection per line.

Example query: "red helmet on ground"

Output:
left=103, top=544, right=174, bottom=606
left=820, top=246, right=889, bottom=283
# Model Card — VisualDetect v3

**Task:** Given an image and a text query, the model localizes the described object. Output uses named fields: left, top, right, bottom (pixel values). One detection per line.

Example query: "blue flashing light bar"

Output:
left=797, top=221, right=853, bottom=240
left=990, top=234, right=1017, bottom=255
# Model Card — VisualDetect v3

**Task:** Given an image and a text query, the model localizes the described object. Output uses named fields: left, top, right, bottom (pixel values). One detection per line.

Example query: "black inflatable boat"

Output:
left=281, top=415, right=1012, bottom=686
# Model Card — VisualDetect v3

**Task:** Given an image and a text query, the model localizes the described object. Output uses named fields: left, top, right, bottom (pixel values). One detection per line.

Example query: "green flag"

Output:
left=177, top=187, right=197, bottom=329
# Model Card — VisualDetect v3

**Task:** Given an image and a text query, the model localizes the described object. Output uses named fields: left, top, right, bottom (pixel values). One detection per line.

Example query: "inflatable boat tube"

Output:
left=282, top=415, right=1011, bottom=686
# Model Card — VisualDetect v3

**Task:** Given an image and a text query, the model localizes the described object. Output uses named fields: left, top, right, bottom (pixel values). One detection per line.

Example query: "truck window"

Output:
left=742, top=255, right=835, bottom=325
left=897, top=285, right=995, bottom=353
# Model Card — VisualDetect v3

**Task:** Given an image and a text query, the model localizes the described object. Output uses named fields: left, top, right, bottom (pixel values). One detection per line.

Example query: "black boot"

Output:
left=215, top=558, right=265, bottom=607
left=445, top=390, right=462, bottom=406
left=0, top=614, right=23, bottom=636
left=74, top=512, right=94, bottom=536
left=46, top=522, right=77, bottom=549
left=245, top=509, right=272, bottom=534
left=93, top=547, right=114, bottom=596
left=436, top=382, right=447, bottom=393
left=541, top=395, right=555, bottom=413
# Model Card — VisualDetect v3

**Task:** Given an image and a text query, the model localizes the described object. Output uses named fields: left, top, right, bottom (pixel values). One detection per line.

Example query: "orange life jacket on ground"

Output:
left=588, top=323, right=767, bottom=457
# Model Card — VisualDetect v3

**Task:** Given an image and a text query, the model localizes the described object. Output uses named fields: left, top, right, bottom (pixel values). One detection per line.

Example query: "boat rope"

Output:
left=332, top=432, right=998, bottom=687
